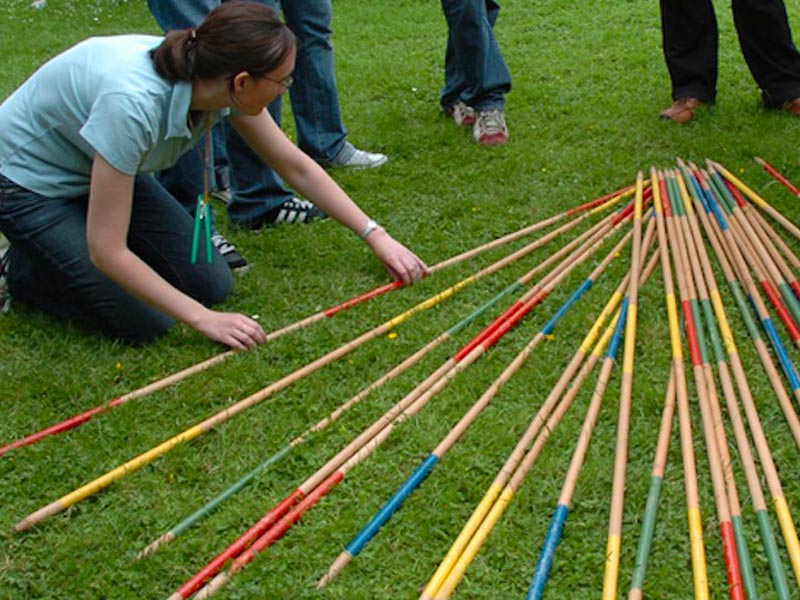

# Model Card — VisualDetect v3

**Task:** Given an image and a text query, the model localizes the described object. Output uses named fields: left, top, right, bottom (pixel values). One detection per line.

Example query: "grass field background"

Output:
left=2, top=0, right=800, bottom=598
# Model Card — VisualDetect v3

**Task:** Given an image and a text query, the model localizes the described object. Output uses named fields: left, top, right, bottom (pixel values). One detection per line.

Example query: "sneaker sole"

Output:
left=476, top=133, right=508, bottom=146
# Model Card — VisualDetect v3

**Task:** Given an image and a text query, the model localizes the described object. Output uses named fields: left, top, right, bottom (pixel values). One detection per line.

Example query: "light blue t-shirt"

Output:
left=0, top=34, right=228, bottom=197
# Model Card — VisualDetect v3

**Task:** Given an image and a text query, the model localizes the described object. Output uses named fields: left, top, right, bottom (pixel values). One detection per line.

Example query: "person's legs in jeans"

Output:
left=225, top=97, right=296, bottom=226
left=147, top=0, right=283, bottom=221
left=146, top=0, right=215, bottom=30
left=440, top=0, right=511, bottom=112
left=281, top=0, right=347, bottom=163
left=0, top=174, right=231, bottom=344
left=147, top=0, right=225, bottom=198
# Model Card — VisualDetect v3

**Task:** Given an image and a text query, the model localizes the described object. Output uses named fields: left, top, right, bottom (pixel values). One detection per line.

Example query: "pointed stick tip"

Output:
left=316, top=552, right=352, bottom=589
left=754, top=156, right=766, bottom=167
left=135, top=532, right=174, bottom=561
left=195, top=573, right=229, bottom=599
left=13, top=500, right=65, bottom=533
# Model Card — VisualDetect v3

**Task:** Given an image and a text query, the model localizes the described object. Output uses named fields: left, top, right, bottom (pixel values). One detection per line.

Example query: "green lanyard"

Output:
left=190, top=116, right=213, bottom=264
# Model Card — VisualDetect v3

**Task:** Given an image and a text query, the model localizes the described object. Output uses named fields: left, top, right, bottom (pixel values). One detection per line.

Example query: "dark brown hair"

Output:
left=151, top=1, right=294, bottom=82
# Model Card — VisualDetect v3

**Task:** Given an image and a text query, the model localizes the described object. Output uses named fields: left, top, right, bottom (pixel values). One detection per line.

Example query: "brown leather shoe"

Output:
left=659, top=97, right=703, bottom=124
left=783, top=98, right=800, bottom=116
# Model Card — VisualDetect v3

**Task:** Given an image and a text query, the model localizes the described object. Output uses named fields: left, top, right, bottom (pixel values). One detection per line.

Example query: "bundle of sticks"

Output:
left=6, top=158, right=800, bottom=599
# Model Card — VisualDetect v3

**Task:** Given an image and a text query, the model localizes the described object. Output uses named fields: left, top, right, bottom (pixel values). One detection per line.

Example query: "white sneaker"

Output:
left=327, top=141, right=387, bottom=168
left=473, top=109, right=508, bottom=146
left=444, top=101, right=476, bottom=127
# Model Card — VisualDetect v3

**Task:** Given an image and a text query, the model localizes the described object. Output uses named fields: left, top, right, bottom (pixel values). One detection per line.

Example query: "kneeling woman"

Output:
left=0, top=1, right=426, bottom=349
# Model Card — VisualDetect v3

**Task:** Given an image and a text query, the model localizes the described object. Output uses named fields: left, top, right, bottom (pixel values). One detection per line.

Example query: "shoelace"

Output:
left=478, top=110, right=505, bottom=133
left=210, top=233, right=237, bottom=255
left=0, top=247, right=10, bottom=313
left=0, top=248, right=9, bottom=279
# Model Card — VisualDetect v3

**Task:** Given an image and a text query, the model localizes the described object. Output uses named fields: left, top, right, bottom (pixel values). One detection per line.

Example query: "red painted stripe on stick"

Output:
left=611, top=187, right=651, bottom=226
left=681, top=300, right=703, bottom=367
left=724, top=180, right=747, bottom=208
left=612, top=201, right=636, bottom=225
left=323, top=281, right=402, bottom=317
left=758, top=158, right=800, bottom=196
left=482, top=291, right=549, bottom=352
left=175, top=488, right=305, bottom=599
left=762, top=280, right=800, bottom=342
left=720, top=521, right=745, bottom=600
left=0, top=398, right=125, bottom=457
left=791, top=280, right=800, bottom=302
left=453, top=301, right=525, bottom=362
left=565, top=184, right=633, bottom=216
left=660, top=183, right=673, bottom=217
left=233, top=471, right=345, bottom=570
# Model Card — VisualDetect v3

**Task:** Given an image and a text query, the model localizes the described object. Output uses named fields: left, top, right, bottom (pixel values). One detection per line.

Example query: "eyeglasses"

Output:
left=261, top=73, right=294, bottom=89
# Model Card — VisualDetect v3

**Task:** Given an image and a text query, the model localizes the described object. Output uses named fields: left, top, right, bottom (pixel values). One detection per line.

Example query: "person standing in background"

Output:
left=659, top=0, right=800, bottom=123
left=147, top=0, right=388, bottom=270
left=439, top=0, right=511, bottom=145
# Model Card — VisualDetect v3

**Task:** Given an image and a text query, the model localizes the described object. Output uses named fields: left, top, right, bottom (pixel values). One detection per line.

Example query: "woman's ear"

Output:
left=230, top=71, right=253, bottom=93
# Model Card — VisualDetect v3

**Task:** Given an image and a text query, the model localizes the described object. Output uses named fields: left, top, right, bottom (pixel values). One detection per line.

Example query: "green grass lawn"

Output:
left=2, top=0, right=800, bottom=598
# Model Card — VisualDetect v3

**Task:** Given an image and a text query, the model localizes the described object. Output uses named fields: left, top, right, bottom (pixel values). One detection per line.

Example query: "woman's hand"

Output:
left=364, top=228, right=429, bottom=285
left=191, top=309, right=267, bottom=350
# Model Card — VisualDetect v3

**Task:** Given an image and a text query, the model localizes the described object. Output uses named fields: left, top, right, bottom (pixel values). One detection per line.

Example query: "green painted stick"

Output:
left=649, top=169, right=708, bottom=599
left=677, top=163, right=791, bottom=597
left=663, top=169, right=745, bottom=599
left=671, top=169, right=757, bottom=597
left=687, top=169, right=800, bottom=586
left=628, top=370, right=677, bottom=600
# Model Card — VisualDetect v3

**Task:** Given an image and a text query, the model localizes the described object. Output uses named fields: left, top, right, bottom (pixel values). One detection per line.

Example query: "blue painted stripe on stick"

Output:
left=526, top=504, right=569, bottom=600
left=606, top=298, right=629, bottom=359
left=541, top=279, right=594, bottom=335
left=345, top=454, right=439, bottom=556
left=762, top=318, right=800, bottom=390
left=704, top=186, right=729, bottom=231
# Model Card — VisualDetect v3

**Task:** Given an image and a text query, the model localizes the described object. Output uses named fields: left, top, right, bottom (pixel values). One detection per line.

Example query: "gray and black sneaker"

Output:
left=0, top=244, right=10, bottom=314
left=252, top=197, right=328, bottom=229
left=211, top=232, right=248, bottom=272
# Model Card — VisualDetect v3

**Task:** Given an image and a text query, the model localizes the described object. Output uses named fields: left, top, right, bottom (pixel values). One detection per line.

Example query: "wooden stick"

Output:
left=601, top=171, right=645, bottom=599
left=0, top=188, right=631, bottom=458
left=650, top=169, right=708, bottom=600
left=711, top=160, right=800, bottom=243
left=421, top=241, right=658, bottom=599
left=628, top=371, right=677, bottom=600
left=677, top=163, right=793, bottom=596
left=171, top=210, right=637, bottom=599
left=671, top=169, right=756, bottom=597
left=754, top=156, right=800, bottom=197
left=316, top=222, right=643, bottom=589
left=664, top=169, right=744, bottom=599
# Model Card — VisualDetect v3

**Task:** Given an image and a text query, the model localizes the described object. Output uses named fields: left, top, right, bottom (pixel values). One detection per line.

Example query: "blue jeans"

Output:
left=146, top=0, right=348, bottom=225
left=440, top=0, right=511, bottom=111
left=0, top=174, right=232, bottom=344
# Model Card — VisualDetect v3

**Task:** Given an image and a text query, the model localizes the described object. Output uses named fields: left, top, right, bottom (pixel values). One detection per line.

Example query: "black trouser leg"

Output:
left=660, top=0, right=718, bottom=102
left=733, top=0, right=800, bottom=106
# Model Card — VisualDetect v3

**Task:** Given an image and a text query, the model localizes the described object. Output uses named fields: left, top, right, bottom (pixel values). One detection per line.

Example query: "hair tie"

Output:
left=186, top=29, right=197, bottom=49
